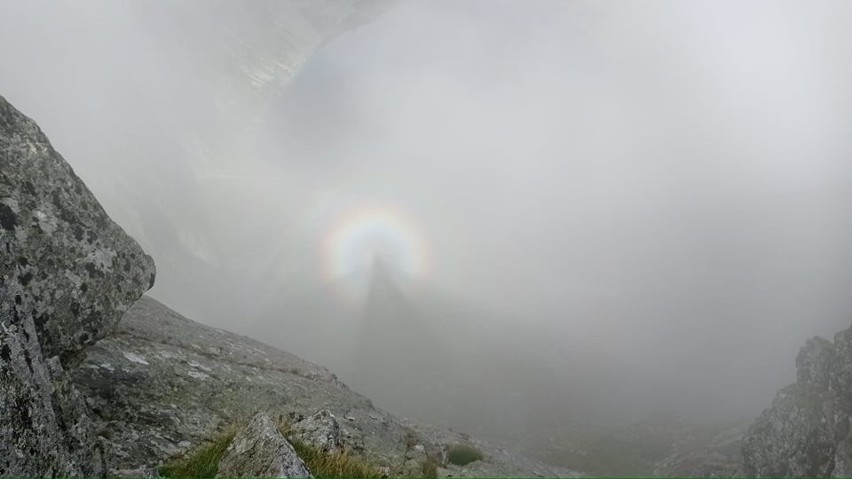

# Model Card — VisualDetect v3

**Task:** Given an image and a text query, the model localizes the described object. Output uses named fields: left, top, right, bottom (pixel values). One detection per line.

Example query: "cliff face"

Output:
left=742, top=328, right=852, bottom=477
left=0, top=95, right=156, bottom=476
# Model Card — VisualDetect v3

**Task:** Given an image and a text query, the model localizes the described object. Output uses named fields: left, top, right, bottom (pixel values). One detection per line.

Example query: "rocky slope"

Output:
left=71, top=294, right=578, bottom=477
left=741, top=329, right=852, bottom=477
left=0, top=94, right=156, bottom=476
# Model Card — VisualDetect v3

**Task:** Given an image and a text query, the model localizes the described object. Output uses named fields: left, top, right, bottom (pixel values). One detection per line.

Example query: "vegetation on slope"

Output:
left=157, top=411, right=497, bottom=479
left=158, top=428, right=236, bottom=478
left=420, top=455, right=441, bottom=477
left=277, top=416, right=384, bottom=479
left=158, top=422, right=383, bottom=479
left=288, top=437, right=383, bottom=479
left=446, top=443, right=484, bottom=466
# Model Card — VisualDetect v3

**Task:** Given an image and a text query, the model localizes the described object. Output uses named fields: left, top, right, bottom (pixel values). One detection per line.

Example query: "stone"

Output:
left=290, top=410, right=343, bottom=453
left=217, top=413, right=311, bottom=478
left=0, top=95, right=155, bottom=476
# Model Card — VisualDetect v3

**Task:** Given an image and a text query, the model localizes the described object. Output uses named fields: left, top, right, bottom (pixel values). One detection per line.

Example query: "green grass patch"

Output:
left=289, top=438, right=383, bottom=479
left=277, top=416, right=382, bottom=479
left=158, top=428, right=236, bottom=478
left=446, top=443, right=483, bottom=466
left=420, top=456, right=440, bottom=477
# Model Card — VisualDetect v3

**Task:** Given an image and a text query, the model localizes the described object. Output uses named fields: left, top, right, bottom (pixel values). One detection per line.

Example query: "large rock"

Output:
left=741, top=332, right=852, bottom=477
left=289, top=410, right=343, bottom=454
left=217, top=413, right=311, bottom=478
left=0, top=95, right=155, bottom=476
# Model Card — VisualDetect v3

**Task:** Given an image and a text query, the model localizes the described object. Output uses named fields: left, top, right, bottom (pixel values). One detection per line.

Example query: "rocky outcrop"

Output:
left=289, top=410, right=344, bottom=454
left=217, top=413, right=311, bottom=478
left=741, top=330, right=852, bottom=477
left=0, top=95, right=155, bottom=476
left=71, top=295, right=578, bottom=477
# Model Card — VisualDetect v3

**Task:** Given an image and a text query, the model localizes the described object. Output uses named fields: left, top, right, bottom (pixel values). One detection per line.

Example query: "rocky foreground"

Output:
left=72, top=294, right=578, bottom=477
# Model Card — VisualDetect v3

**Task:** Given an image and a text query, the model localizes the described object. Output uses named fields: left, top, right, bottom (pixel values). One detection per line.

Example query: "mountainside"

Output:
left=741, top=326, right=852, bottom=477
left=72, top=295, right=577, bottom=477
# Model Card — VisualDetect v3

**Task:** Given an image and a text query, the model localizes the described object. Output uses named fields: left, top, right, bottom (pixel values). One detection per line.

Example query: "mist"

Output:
left=3, top=0, right=852, bottom=445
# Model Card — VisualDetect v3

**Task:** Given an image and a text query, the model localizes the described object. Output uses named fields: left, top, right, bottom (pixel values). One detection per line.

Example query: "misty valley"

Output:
left=2, top=1, right=852, bottom=478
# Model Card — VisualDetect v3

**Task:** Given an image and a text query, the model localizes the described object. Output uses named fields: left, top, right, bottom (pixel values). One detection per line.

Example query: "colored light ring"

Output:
left=319, top=201, right=431, bottom=305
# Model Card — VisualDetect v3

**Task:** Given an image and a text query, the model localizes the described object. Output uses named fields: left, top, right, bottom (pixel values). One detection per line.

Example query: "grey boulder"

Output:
left=0, top=94, right=155, bottom=476
left=217, top=413, right=311, bottom=478
left=289, top=410, right=343, bottom=454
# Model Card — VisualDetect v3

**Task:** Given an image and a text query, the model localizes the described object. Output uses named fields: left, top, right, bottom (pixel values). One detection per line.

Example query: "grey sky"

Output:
left=2, top=0, right=852, bottom=423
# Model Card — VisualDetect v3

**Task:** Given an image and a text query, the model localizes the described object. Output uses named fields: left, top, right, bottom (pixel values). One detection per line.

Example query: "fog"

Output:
left=3, top=0, right=852, bottom=442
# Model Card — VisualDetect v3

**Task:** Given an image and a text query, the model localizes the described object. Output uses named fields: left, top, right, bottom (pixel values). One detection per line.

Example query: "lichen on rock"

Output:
left=289, top=410, right=344, bottom=454
left=0, top=94, right=156, bottom=477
